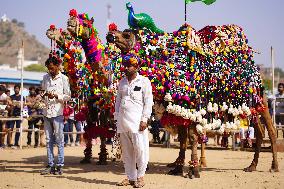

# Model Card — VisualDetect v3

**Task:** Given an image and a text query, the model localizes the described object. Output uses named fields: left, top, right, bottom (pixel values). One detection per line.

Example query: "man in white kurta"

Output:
left=115, top=54, right=153, bottom=188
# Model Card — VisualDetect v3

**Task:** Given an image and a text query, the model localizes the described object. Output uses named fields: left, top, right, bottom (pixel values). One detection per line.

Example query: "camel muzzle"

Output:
left=106, top=33, right=116, bottom=43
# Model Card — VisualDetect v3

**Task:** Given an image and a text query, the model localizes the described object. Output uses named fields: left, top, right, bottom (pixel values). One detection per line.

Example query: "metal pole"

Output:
left=19, top=40, right=24, bottom=149
left=272, top=46, right=275, bottom=94
left=271, top=46, right=276, bottom=127
left=107, top=3, right=111, bottom=28
left=185, top=0, right=187, bottom=23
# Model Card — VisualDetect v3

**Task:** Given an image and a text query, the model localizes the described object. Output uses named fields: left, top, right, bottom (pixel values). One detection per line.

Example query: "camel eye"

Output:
left=123, top=32, right=130, bottom=39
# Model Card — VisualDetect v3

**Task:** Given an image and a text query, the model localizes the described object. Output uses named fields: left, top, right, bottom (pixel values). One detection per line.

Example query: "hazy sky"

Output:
left=1, top=0, right=283, bottom=68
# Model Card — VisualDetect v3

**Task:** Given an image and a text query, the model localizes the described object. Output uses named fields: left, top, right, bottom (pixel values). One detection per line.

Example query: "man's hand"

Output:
left=47, top=92, right=58, bottom=99
left=139, top=121, right=147, bottom=131
left=53, top=93, right=58, bottom=99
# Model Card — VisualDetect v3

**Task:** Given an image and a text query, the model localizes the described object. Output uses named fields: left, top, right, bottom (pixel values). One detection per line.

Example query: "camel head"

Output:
left=67, top=15, right=79, bottom=37
left=46, top=25, right=71, bottom=47
left=106, top=29, right=136, bottom=53
left=67, top=13, right=92, bottom=41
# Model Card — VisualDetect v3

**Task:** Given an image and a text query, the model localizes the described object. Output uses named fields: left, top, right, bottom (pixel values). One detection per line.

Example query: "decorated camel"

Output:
left=46, top=9, right=117, bottom=164
left=106, top=2, right=279, bottom=178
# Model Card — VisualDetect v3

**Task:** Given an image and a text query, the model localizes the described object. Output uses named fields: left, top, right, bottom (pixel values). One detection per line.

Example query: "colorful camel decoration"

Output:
left=46, top=9, right=117, bottom=165
left=106, top=2, right=279, bottom=178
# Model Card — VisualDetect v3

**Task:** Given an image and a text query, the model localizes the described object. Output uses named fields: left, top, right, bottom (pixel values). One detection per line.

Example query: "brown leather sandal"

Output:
left=116, top=179, right=135, bottom=186
left=133, top=178, right=145, bottom=188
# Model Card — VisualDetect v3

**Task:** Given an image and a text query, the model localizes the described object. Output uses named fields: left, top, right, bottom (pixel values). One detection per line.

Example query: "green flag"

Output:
left=185, top=0, right=216, bottom=5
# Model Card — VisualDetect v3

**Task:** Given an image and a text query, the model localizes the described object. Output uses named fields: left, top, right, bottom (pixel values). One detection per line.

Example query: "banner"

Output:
left=185, top=0, right=216, bottom=5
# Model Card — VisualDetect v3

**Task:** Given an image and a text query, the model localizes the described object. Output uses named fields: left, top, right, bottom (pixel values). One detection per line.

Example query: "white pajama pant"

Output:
left=119, top=129, right=149, bottom=181
left=240, top=127, right=255, bottom=139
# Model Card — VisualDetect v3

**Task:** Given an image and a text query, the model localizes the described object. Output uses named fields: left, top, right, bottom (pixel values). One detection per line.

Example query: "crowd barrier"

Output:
left=1, top=115, right=282, bottom=150
left=0, top=115, right=85, bottom=149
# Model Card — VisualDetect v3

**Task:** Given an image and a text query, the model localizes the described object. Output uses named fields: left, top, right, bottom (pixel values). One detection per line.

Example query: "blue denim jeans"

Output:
left=27, top=119, right=39, bottom=146
left=7, top=120, right=21, bottom=146
left=63, top=119, right=74, bottom=144
left=75, top=121, right=83, bottom=143
left=44, top=116, right=64, bottom=167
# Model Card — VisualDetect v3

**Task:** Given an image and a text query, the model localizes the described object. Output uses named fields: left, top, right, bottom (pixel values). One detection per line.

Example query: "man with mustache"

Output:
left=115, top=53, right=153, bottom=188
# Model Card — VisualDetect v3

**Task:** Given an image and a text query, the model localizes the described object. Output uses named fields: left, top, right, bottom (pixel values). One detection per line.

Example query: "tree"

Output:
left=11, top=18, right=18, bottom=24
left=275, top=67, right=284, bottom=78
left=24, top=64, right=47, bottom=72
left=17, top=22, right=25, bottom=28
left=263, top=79, right=272, bottom=92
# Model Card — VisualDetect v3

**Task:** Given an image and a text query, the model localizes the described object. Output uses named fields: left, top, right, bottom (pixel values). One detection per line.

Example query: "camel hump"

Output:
left=197, top=24, right=250, bottom=55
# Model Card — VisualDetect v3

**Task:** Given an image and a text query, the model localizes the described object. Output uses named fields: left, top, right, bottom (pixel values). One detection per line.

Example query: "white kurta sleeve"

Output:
left=140, top=78, right=153, bottom=123
left=41, top=75, right=47, bottom=91
left=58, top=75, right=71, bottom=102
left=114, top=81, right=122, bottom=121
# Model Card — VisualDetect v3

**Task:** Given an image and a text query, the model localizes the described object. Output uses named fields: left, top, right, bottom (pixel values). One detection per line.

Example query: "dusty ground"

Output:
left=0, top=143, right=284, bottom=189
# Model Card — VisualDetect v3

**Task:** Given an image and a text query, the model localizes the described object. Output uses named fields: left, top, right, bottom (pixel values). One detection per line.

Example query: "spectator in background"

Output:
left=35, top=86, right=45, bottom=147
left=239, top=118, right=254, bottom=139
left=239, top=117, right=254, bottom=148
left=63, top=101, right=75, bottom=147
left=74, top=120, right=83, bottom=146
left=275, top=83, right=284, bottom=138
left=6, top=84, right=24, bottom=148
left=5, top=89, right=10, bottom=97
left=0, top=85, right=11, bottom=148
left=26, top=86, right=41, bottom=148
left=36, top=86, right=45, bottom=98
left=73, top=100, right=85, bottom=146
left=150, top=114, right=161, bottom=144
left=0, top=84, right=9, bottom=108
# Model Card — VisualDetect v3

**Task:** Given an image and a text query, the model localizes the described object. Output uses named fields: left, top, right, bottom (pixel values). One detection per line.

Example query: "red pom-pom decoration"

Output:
left=49, top=24, right=55, bottom=30
left=69, top=9, right=78, bottom=17
left=108, top=23, right=118, bottom=31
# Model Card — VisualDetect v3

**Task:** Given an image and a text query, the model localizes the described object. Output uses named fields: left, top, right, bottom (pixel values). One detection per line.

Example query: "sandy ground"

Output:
left=0, top=142, right=284, bottom=189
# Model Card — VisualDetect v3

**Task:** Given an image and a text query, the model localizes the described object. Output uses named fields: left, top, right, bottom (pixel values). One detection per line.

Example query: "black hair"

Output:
left=278, top=83, right=284, bottom=88
left=14, top=84, right=21, bottom=89
left=29, top=86, right=35, bottom=91
left=0, top=85, right=6, bottom=92
left=45, top=55, right=61, bottom=66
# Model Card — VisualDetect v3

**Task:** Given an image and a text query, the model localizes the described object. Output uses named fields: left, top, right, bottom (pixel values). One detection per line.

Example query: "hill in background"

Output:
left=0, top=18, right=49, bottom=67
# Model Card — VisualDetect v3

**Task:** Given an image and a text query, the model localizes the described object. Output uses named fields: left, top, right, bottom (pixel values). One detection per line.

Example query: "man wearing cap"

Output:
left=115, top=53, right=153, bottom=188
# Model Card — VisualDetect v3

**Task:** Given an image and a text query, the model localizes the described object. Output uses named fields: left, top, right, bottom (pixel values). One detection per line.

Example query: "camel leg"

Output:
left=80, top=99, right=99, bottom=164
left=200, top=142, right=207, bottom=168
left=260, top=108, right=279, bottom=172
left=244, top=116, right=264, bottom=172
left=168, top=126, right=187, bottom=175
left=97, top=136, right=108, bottom=165
left=96, top=109, right=109, bottom=165
left=80, top=135, right=92, bottom=164
left=199, top=130, right=207, bottom=168
left=187, top=127, right=200, bottom=179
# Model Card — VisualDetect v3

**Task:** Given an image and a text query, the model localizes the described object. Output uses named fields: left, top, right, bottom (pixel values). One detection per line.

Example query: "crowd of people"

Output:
left=0, top=84, right=46, bottom=148
left=0, top=83, right=84, bottom=149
